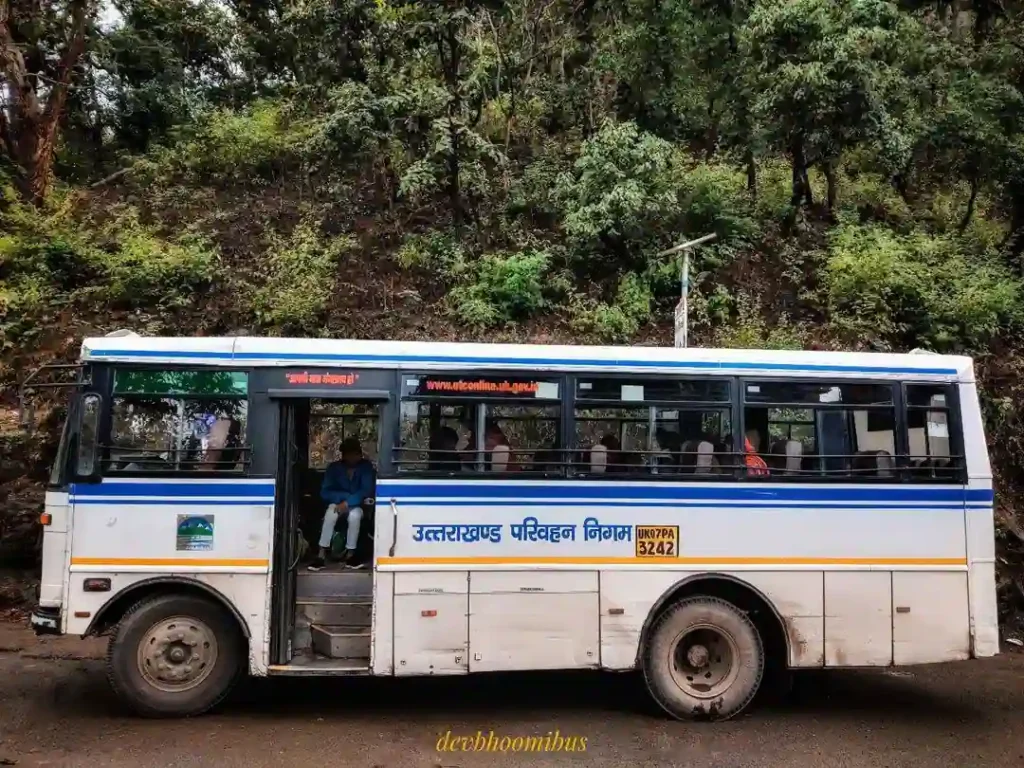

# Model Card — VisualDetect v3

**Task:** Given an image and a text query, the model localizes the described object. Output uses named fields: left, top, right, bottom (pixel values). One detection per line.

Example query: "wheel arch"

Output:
left=635, top=573, right=790, bottom=670
left=85, top=576, right=252, bottom=640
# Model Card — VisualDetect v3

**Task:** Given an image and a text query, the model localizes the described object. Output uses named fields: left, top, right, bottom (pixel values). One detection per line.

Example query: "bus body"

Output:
left=29, top=335, right=998, bottom=719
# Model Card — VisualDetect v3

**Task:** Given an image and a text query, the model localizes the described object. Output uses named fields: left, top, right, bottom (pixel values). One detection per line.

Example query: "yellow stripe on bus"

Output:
left=71, top=557, right=269, bottom=567
left=376, top=556, right=967, bottom=566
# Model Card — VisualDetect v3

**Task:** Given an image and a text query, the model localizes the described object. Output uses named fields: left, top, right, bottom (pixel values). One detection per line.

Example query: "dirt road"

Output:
left=0, top=623, right=1021, bottom=768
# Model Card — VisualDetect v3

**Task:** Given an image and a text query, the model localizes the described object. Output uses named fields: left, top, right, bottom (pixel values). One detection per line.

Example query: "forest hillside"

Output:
left=0, top=0, right=1023, bottom=638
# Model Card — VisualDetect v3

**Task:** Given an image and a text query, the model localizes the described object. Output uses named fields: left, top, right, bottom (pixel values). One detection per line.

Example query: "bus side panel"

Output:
left=959, top=381, right=998, bottom=658
left=599, top=570, right=825, bottom=670
left=66, top=478, right=275, bottom=674
left=40, top=491, right=70, bottom=612
left=65, top=572, right=272, bottom=674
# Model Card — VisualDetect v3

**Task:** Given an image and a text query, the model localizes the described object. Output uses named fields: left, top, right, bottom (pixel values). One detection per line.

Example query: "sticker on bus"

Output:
left=634, top=525, right=679, bottom=558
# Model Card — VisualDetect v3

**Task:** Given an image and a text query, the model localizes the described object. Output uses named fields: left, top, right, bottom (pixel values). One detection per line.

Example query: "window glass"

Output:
left=77, top=394, right=101, bottom=476
left=49, top=416, right=72, bottom=487
left=309, top=401, right=380, bottom=468
left=114, top=370, right=248, bottom=396
left=906, top=384, right=956, bottom=479
left=574, top=404, right=732, bottom=476
left=109, top=397, right=248, bottom=472
left=577, top=377, right=729, bottom=404
left=744, top=380, right=896, bottom=479
left=397, top=400, right=559, bottom=473
left=745, top=381, right=892, bottom=405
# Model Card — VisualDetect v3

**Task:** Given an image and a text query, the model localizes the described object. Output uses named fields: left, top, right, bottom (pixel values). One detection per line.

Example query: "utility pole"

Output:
left=658, top=233, right=717, bottom=348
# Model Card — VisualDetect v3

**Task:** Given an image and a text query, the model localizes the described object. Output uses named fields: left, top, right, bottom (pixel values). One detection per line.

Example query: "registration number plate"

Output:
left=635, top=525, right=680, bottom=558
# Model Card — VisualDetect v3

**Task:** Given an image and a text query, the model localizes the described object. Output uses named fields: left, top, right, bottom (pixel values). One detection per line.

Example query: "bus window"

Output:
left=906, top=384, right=959, bottom=480
left=107, top=369, right=249, bottom=472
left=743, top=381, right=896, bottom=479
left=396, top=374, right=562, bottom=474
left=573, top=377, right=732, bottom=476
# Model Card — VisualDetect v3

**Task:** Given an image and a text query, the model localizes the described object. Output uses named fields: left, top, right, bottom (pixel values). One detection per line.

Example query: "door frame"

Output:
left=268, top=388, right=396, bottom=667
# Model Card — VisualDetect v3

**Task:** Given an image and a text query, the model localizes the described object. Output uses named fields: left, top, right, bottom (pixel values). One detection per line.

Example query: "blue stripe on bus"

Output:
left=70, top=482, right=275, bottom=498
left=69, top=498, right=274, bottom=505
left=85, top=348, right=960, bottom=376
left=386, top=500, right=984, bottom=510
left=375, top=483, right=992, bottom=504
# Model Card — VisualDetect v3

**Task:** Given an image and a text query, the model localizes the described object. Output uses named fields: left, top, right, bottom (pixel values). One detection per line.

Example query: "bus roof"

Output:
left=79, top=336, right=975, bottom=381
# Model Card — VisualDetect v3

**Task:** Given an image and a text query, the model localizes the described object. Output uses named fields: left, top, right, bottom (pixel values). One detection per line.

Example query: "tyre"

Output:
left=106, top=594, right=245, bottom=717
left=642, top=596, right=764, bottom=721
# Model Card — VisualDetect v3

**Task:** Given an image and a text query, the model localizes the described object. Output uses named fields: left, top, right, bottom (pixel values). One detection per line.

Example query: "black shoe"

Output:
left=338, top=549, right=355, bottom=565
left=345, top=560, right=368, bottom=570
left=307, top=557, right=326, bottom=571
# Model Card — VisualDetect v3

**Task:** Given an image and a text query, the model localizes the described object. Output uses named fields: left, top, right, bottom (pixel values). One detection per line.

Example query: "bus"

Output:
left=25, top=333, right=998, bottom=720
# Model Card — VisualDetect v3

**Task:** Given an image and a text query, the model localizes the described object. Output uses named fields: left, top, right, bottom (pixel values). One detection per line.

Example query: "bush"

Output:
left=0, top=196, right=216, bottom=347
left=447, top=249, right=551, bottom=328
left=555, top=121, right=686, bottom=268
left=825, top=224, right=1022, bottom=351
left=251, top=221, right=355, bottom=333
left=93, top=209, right=218, bottom=307
left=572, top=273, right=653, bottom=343
left=149, top=99, right=314, bottom=182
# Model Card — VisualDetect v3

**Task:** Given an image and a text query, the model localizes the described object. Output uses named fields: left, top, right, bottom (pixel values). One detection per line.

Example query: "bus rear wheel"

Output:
left=106, top=594, right=244, bottom=717
left=642, top=596, right=764, bottom=721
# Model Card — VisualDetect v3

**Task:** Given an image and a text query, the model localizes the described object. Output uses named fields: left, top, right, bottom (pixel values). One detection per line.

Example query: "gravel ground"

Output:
left=0, top=623, right=1021, bottom=768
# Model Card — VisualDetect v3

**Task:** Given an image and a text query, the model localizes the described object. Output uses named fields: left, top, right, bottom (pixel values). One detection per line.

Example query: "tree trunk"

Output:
left=0, top=0, right=91, bottom=206
left=823, top=158, right=838, bottom=216
left=959, top=176, right=979, bottom=233
left=790, top=136, right=809, bottom=207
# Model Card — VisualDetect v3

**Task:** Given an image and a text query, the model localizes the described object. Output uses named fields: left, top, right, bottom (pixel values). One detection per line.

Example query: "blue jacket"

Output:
left=321, top=459, right=375, bottom=508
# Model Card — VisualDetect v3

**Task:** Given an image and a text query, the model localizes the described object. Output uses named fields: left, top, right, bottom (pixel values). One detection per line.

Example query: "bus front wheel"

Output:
left=642, top=596, right=764, bottom=721
left=106, top=594, right=245, bottom=717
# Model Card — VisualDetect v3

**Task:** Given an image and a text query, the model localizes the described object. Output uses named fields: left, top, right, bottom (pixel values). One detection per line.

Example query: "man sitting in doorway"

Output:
left=308, top=438, right=375, bottom=571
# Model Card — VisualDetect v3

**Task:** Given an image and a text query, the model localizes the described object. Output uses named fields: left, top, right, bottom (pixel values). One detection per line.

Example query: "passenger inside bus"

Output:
left=308, top=438, right=375, bottom=571
left=744, top=428, right=769, bottom=477
left=461, top=419, right=511, bottom=471
left=428, top=426, right=460, bottom=471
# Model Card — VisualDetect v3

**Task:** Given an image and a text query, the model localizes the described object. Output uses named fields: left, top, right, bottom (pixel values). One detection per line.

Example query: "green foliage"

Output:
left=447, top=250, right=551, bottom=328
left=825, top=225, right=1022, bottom=352
left=93, top=209, right=218, bottom=307
left=148, top=100, right=314, bottom=182
left=555, top=122, right=686, bottom=266
left=251, top=221, right=355, bottom=333
left=0, top=194, right=217, bottom=348
left=572, top=273, right=653, bottom=343
left=709, top=292, right=808, bottom=351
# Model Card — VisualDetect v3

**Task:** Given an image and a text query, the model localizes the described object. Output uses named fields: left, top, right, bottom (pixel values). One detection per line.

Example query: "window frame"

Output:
left=900, top=381, right=965, bottom=484
left=103, top=365, right=254, bottom=477
left=740, top=377, right=902, bottom=483
left=568, top=372, right=737, bottom=481
left=390, top=369, right=568, bottom=478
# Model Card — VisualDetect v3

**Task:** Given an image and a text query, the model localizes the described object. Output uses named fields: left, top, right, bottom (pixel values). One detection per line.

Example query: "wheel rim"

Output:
left=667, top=623, right=741, bottom=699
left=137, top=615, right=218, bottom=693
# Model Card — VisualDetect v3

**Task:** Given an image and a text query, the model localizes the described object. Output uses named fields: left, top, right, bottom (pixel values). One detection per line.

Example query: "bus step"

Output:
left=297, top=570, right=372, bottom=599
left=310, top=624, right=371, bottom=660
left=297, top=598, right=371, bottom=627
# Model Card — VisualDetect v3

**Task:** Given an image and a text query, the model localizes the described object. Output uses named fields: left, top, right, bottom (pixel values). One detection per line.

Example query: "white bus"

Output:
left=26, top=334, right=998, bottom=720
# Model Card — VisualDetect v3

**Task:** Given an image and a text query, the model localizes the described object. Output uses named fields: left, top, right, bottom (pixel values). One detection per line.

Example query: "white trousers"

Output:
left=318, top=504, right=363, bottom=550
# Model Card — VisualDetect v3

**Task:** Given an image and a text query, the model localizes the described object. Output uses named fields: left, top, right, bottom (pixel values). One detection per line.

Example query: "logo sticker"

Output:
left=177, top=515, right=215, bottom=551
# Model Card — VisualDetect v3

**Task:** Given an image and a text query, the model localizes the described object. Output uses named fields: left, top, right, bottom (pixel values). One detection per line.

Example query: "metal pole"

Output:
left=681, top=249, right=689, bottom=348
left=659, top=233, right=716, bottom=349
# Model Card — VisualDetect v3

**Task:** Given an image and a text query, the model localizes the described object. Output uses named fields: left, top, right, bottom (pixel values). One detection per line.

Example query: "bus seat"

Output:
left=782, top=440, right=802, bottom=473
left=590, top=443, right=608, bottom=473
left=695, top=440, right=715, bottom=473
left=875, top=450, right=894, bottom=477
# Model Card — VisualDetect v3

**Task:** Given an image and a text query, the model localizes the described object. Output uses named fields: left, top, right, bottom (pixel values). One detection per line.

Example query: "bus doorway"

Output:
left=270, top=394, right=389, bottom=673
